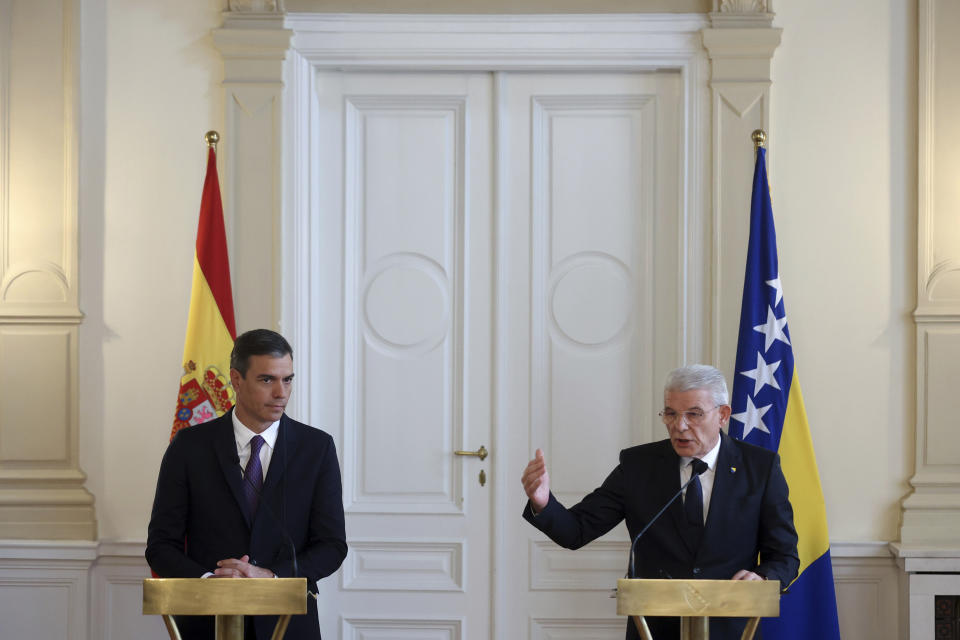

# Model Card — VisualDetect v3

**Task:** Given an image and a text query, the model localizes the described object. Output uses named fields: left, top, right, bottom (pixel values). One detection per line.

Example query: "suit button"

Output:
left=692, top=567, right=701, bottom=575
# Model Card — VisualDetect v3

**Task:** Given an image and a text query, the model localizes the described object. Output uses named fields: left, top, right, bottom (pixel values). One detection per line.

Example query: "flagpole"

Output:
left=752, top=128, right=766, bottom=150
left=205, top=130, right=219, bottom=151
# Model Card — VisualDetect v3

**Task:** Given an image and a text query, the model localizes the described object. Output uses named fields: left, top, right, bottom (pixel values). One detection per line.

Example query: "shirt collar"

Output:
left=231, top=410, right=280, bottom=450
left=680, top=434, right=722, bottom=471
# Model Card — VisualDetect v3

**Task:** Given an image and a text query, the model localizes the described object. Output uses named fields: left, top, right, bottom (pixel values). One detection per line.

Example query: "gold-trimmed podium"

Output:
left=616, top=579, right=780, bottom=640
left=143, top=578, right=308, bottom=640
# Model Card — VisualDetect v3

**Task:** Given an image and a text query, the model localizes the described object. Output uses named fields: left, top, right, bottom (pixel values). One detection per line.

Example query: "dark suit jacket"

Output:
left=146, top=411, right=348, bottom=640
left=523, top=431, right=799, bottom=640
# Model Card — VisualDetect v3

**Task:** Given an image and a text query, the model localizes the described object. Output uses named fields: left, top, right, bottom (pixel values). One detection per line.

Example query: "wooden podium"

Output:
left=616, top=578, right=780, bottom=640
left=143, top=578, right=308, bottom=640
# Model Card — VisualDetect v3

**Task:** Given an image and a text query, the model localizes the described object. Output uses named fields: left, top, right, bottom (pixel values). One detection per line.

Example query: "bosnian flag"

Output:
left=728, top=142, right=841, bottom=640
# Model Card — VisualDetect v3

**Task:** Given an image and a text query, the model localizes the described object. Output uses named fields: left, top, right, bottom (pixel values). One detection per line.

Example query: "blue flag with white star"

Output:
left=728, top=145, right=841, bottom=640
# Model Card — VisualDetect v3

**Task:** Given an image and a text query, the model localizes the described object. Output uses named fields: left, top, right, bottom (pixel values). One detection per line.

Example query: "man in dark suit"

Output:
left=147, top=329, right=347, bottom=640
left=521, top=364, right=798, bottom=640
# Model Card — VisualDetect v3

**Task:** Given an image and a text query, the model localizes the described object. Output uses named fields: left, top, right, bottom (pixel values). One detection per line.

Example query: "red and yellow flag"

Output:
left=171, top=139, right=237, bottom=440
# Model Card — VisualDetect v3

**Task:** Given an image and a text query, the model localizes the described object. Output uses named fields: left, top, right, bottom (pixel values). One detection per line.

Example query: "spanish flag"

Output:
left=728, top=138, right=841, bottom=639
left=170, top=137, right=236, bottom=440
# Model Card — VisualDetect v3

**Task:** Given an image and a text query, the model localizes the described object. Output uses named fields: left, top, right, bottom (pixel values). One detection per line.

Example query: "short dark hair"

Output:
left=230, top=329, right=293, bottom=377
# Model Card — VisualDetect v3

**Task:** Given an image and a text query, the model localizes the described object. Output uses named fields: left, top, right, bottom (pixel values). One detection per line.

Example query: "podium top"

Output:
left=616, top=579, right=779, bottom=618
left=143, top=578, right=308, bottom=616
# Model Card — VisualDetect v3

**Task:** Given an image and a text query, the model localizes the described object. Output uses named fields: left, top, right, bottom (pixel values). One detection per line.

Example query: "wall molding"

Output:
left=0, top=0, right=94, bottom=541
left=903, top=0, right=960, bottom=549
left=0, top=539, right=904, bottom=640
left=286, top=13, right=710, bottom=70
left=700, top=20, right=781, bottom=373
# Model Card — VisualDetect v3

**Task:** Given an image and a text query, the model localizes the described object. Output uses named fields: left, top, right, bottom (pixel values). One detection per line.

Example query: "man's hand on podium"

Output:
left=522, top=448, right=550, bottom=513
left=212, top=554, right=275, bottom=578
left=731, top=569, right=764, bottom=581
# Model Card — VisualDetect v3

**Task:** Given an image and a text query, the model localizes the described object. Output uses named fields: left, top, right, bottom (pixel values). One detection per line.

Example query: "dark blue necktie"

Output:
left=684, top=458, right=707, bottom=526
left=242, top=435, right=265, bottom=519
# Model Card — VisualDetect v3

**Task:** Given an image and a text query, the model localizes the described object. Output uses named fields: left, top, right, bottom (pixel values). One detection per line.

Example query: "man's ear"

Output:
left=718, top=404, right=732, bottom=424
left=229, top=368, right=242, bottom=389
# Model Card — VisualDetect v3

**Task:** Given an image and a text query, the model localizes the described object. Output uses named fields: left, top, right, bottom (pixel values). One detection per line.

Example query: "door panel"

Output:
left=310, top=69, right=680, bottom=639
left=496, top=71, right=681, bottom=638
left=313, top=71, right=493, bottom=639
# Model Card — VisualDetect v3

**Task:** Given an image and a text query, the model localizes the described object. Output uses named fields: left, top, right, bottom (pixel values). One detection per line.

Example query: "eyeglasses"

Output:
left=658, top=406, right=719, bottom=427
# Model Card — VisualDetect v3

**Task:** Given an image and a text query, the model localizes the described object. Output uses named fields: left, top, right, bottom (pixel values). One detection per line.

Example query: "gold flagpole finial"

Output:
left=204, top=130, right=220, bottom=149
left=752, top=129, right=767, bottom=149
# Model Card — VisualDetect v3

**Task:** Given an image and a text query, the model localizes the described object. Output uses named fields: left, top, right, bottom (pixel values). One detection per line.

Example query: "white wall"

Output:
left=79, top=0, right=225, bottom=541
left=0, top=1, right=905, bottom=638
left=770, top=0, right=915, bottom=542
left=76, top=0, right=916, bottom=547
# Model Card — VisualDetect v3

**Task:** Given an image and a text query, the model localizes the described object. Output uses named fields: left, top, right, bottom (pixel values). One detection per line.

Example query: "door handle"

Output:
left=454, top=445, right=488, bottom=461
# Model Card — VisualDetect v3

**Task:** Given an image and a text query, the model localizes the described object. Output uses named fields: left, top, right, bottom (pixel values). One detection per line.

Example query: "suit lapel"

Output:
left=213, top=411, right=252, bottom=528
left=650, top=443, right=700, bottom=557
left=702, top=431, right=743, bottom=551
left=261, top=415, right=292, bottom=495
left=250, top=414, right=295, bottom=533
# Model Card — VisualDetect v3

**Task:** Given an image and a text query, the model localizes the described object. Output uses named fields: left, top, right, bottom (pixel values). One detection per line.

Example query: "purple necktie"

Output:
left=242, top=435, right=265, bottom=519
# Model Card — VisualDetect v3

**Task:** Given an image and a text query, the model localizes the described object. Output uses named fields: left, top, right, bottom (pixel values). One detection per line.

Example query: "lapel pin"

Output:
left=730, top=466, right=737, bottom=473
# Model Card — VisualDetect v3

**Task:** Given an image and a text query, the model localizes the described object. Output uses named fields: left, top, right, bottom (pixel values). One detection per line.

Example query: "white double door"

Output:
left=310, top=69, right=681, bottom=640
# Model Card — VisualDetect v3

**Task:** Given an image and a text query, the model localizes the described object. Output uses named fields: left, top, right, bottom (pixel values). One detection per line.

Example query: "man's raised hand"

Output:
left=521, top=448, right=550, bottom=512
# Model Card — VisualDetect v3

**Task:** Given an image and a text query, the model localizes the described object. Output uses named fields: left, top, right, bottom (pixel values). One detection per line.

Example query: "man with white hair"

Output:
left=521, top=364, right=799, bottom=640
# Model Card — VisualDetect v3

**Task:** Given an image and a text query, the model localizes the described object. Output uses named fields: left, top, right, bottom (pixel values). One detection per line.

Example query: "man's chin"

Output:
left=671, top=440, right=697, bottom=456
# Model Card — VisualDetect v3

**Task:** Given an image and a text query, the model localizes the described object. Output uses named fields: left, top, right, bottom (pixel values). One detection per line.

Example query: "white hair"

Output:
left=663, top=364, right=729, bottom=406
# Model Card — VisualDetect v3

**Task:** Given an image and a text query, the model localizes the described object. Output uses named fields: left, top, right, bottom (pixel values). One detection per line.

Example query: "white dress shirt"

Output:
left=232, top=412, right=280, bottom=479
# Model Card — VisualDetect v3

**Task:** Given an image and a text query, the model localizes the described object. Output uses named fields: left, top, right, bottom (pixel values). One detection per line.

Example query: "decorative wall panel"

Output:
left=342, top=539, right=463, bottom=591
left=700, top=22, right=780, bottom=374
left=0, top=0, right=93, bottom=540
left=0, top=541, right=94, bottom=640
left=342, top=96, right=465, bottom=514
left=903, top=0, right=960, bottom=547
left=0, top=328, right=70, bottom=461
left=530, top=618, right=624, bottom=640
left=342, top=617, right=462, bottom=640
left=212, top=14, right=292, bottom=332
left=831, top=545, right=902, bottom=640
left=0, top=581, right=73, bottom=638
left=528, top=94, right=658, bottom=507
left=226, top=89, right=283, bottom=332
left=530, top=540, right=628, bottom=591
left=89, top=545, right=167, bottom=640
left=1, top=0, right=77, bottom=314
